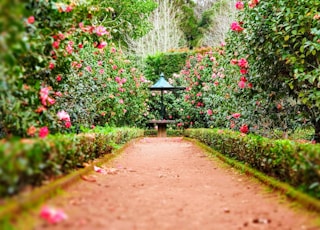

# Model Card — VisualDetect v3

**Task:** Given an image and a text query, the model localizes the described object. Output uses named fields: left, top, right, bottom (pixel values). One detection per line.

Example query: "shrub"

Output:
left=185, top=128, right=320, bottom=199
left=0, top=127, right=143, bottom=197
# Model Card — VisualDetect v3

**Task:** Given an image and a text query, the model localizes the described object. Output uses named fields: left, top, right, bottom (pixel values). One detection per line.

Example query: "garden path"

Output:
left=29, top=137, right=319, bottom=230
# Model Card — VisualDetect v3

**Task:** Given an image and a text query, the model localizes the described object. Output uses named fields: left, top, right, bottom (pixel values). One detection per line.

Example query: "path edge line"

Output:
left=0, top=137, right=142, bottom=222
left=185, top=137, right=320, bottom=213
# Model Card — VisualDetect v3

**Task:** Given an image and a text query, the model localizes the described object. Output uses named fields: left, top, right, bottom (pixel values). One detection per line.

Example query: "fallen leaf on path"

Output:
left=252, top=218, right=271, bottom=224
left=94, top=165, right=107, bottom=174
left=80, top=175, right=97, bottom=182
left=40, top=205, right=68, bottom=224
left=223, top=208, right=230, bottom=213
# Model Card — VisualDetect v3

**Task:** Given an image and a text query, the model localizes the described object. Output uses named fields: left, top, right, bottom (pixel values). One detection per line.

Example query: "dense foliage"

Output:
left=224, top=0, right=320, bottom=141
left=144, top=51, right=189, bottom=83
left=0, top=0, right=156, bottom=137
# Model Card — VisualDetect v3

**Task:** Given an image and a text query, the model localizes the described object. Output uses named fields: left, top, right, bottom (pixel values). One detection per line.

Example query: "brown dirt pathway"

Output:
left=25, top=137, right=319, bottom=229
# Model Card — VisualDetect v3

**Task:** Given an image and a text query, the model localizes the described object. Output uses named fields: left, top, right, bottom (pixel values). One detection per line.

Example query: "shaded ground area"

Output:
left=25, top=137, right=318, bottom=229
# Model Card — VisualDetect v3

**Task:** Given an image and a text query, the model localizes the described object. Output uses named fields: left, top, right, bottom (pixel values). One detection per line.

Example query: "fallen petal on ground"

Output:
left=40, top=205, right=68, bottom=224
left=94, top=165, right=107, bottom=174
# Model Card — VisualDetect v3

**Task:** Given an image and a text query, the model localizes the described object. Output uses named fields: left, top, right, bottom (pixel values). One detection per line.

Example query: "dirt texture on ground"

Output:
left=27, top=137, right=319, bottom=230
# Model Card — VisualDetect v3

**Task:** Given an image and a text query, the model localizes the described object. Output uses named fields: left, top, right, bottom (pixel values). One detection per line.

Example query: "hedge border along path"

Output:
left=1, top=136, right=319, bottom=227
left=0, top=137, right=140, bottom=225
left=186, top=138, right=320, bottom=213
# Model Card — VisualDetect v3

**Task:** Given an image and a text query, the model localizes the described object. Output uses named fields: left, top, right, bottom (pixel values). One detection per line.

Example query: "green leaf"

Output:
left=284, top=35, right=290, bottom=41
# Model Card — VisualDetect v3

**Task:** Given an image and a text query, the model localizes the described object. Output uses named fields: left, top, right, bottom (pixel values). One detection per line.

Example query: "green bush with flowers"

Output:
left=0, top=127, right=143, bottom=197
left=224, top=0, right=320, bottom=141
left=0, top=0, right=156, bottom=138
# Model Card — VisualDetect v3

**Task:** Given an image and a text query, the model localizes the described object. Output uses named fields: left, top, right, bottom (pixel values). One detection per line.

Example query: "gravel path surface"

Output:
left=27, top=137, right=319, bottom=230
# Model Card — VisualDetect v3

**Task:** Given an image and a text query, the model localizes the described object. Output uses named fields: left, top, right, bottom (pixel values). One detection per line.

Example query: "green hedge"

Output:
left=184, top=128, right=320, bottom=199
left=0, top=127, right=143, bottom=197
left=144, top=52, right=189, bottom=82
left=144, top=129, right=184, bottom=137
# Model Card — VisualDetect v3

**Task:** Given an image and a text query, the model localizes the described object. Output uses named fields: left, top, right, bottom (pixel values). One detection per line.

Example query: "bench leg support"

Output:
left=158, top=123, right=167, bottom=137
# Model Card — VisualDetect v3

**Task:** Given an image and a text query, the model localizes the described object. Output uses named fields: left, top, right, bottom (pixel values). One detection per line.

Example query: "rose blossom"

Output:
left=39, top=126, right=49, bottom=138
left=56, top=75, right=62, bottom=82
left=86, top=66, right=92, bottom=73
left=230, top=22, right=244, bottom=32
left=232, top=113, right=241, bottom=119
left=52, top=41, right=60, bottom=49
left=49, top=63, right=55, bottom=70
left=240, top=68, right=247, bottom=74
left=57, top=110, right=70, bottom=122
left=95, top=26, right=109, bottom=36
left=27, top=126, right=37, bottom=136
left=249, top=0, right=259, bottom=8
left=27, top=16, right=35, bottom=24
left=97, top=41, right=107, bottom=49
left=238, top=80, right=246, bottom=89
left=65, top=5, right=73, bottom=12
left=238, top=58, right=248, bottom=68
left=240, top=124, right=249, bottom=134
left=230, top=59, right=238, bottom=65
left=65, top=121, right=72, bottom=128
left=235, top=1, right=244, bottom=10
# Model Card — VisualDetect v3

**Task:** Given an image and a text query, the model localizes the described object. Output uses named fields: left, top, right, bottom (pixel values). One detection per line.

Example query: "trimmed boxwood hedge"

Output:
left=0, top=127, right=143, bottom=197
left=184, top=128, right=320, bottom=199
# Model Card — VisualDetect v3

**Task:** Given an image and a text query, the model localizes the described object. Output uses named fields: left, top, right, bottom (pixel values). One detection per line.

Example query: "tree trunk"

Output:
left=314, top=120, right=320, bottom=143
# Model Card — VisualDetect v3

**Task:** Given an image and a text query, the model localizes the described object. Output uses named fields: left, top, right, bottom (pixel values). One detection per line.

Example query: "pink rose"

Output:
left=40, top=206, right=67, bottom=224
left=238, top=80, right=246, bottom=89
left=65, top=121, right=72, bottom=128
left=230, top=22, right=244, bottom=32
left=232, top=113, right=241, bottom=119
left=235, top=1, right=244, bottom=10
left=52, top=41, right=60, bottom=49
left=238, top=58, right=248, bottom=68
left=49, top=63, right=55, bottom=70
left=95, top=26, right=109, bottom=36
left=97, top=41, right=107, bottom=49
left=27, top=16, right=35, bottom=24
left=57, top=110, right=70, bottom=122
left=39, top=127, right=49, bottom=138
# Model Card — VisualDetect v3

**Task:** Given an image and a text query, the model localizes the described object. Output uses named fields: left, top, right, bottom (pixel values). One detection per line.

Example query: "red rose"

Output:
left=27, top=16, right=35, bottom=24
left=240, top=124, right=249, bottom=134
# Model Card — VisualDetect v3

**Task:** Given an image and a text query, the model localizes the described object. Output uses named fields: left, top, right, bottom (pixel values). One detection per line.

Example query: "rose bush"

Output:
left=0, top=0, right=156, bottom=137
left=224, top=0, right=320, bottom=141
left=156, top=45, right=247, bottom=132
